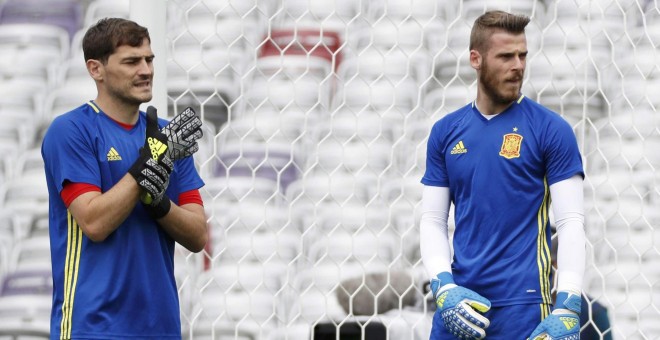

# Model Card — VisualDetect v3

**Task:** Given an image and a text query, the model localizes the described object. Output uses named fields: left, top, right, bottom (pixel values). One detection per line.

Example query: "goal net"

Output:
left=161, top=0, right=659, bottom=338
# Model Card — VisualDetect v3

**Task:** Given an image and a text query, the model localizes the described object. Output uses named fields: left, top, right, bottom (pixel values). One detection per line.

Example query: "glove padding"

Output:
left=161, top=107, right=203, bottom=160
left=128, top=106, right=173, bottom=218
left=128, top=106, right=169, bottom=190
left=431, top=272, right=491, bottom=340
left=529, top=292, right=581, bottom=340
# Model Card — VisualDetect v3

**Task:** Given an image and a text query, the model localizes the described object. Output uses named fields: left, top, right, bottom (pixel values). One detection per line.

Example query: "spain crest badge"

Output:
left=499, top=133, right=523, bottom=159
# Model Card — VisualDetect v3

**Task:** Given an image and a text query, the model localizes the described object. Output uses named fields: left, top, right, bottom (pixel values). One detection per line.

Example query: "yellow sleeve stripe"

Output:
left=535, top=178, right=553, bottom=306
left=60, top=211, right=83, bottom=340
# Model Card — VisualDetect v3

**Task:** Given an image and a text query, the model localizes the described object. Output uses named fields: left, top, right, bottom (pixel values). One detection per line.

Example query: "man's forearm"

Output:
left=156, top=202, right=208, bottom=252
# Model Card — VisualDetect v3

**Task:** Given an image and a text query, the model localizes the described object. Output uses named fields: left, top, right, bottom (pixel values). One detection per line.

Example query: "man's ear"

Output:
left=470, top=49, right=482, bottom=71
left=87, top=59, right=103, bottom=81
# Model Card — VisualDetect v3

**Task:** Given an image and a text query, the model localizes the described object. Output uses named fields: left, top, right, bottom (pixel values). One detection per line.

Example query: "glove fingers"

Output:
left=186, top=128, right=204, bottom=142
left=146, top=106, right=160, bottom=135
left=465, top=298, right=491, bottom=313
left=163, top=107, right=198, bottom=135
left=177, top=120, right=203, bottom=140
left=444, top=311, right=486, bottom=339
left=458, top=301, right=490, bottom=328
left=145, top=158, right=169, bottom=181
left=160, top=156, right=174, bottom=174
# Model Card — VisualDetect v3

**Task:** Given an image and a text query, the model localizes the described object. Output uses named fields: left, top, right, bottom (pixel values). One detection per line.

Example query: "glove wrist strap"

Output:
left=146, top=195, right=171, bottom=219
left=436, top=272, right=455, bottom=288
left=554, top=291, right=581, bottom=314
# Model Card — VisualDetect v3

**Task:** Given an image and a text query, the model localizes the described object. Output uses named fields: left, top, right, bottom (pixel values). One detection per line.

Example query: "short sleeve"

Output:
left=544, top=117, right=584, bottom=185
left=167, top=155, right=204, bottom=205
left=42, top=116, right=101, bottom=194
left=421, top=121, right=450, bottom=187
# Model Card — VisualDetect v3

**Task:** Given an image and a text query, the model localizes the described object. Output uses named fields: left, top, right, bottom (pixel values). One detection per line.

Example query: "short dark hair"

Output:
left=82, top=18, right=150, bottom=64
left=469, top=10, right=530, bottom=53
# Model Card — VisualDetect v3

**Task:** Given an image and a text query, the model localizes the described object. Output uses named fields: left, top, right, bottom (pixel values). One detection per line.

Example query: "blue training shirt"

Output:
left=42, top=101, right=204, bottom=339
left=422, top=95, right=583, bottom=307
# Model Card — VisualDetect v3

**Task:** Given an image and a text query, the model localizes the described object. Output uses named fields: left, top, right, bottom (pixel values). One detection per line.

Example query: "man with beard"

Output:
left=42, top=18, right=207, bottom=339
left=420, top=10, right=586, bottom=339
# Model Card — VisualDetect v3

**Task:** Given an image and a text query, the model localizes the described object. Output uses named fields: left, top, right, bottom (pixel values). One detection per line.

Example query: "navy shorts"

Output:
left=430, top=303, right=548, bottom=339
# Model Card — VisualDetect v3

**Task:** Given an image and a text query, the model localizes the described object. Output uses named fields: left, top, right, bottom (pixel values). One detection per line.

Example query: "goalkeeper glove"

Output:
left=161, top=107, right=203, bottom=160
left=128, top=106, right=173, bottom=218
left=529, top=291, right=581, bottom=340
left=431, top=272, right=491, bottom=340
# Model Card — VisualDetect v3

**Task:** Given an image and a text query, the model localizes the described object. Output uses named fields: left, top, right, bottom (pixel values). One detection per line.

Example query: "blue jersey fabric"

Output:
left=422, top=95, right=583, bottom=307
left=42, top=102, right=204, bottom=339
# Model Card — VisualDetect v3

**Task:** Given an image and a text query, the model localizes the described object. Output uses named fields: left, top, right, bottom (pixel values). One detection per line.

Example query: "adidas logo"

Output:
left=107, top=147, right=122, bottom=161
left=559, top=316, right=578, bottom=330
left=450, top=141, right=467, bottom=155
left=436, top=291, right=449, bottom=309
left=147, top=137, right=167, bottom=160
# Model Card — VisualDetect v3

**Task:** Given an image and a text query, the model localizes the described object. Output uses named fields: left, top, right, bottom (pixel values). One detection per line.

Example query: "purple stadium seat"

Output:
left=0, top=0, right=82, bottom=39
left=215, top=144, right=301, bottom=191
left=0, top=269, right=52, bottom=296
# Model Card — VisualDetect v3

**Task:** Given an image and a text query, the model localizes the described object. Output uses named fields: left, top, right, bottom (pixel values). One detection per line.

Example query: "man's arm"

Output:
left=68, top=175, right=141, bottom=242
left=421, top=185, right=492, bottom=339
left=155, top=202, right=207, bottom=253
left=549, top=175, right=585, bottom=295
left=420, top=185, right=453, bottom=276
left=529, top=175, right=585, bottom=339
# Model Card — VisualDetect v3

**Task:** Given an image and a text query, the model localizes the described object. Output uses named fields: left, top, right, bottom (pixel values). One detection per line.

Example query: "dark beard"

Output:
left=480, top=60, right=522, bottom=105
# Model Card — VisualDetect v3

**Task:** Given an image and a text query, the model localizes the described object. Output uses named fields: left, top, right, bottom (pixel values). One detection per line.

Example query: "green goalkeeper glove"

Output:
left=529, top=291, right=581, bottom=340
left=430, top=272, right=491, bottom=340
left=161, top=107, right=203, bottom=160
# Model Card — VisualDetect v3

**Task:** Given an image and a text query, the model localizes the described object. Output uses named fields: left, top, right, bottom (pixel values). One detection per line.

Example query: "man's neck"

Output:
left=474, top=93, right=515, bottom=116
left=93, top=95, right=140, bottom=125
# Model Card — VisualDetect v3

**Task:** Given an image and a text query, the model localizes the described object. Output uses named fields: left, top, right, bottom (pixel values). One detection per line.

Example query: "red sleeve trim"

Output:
left=179, top=189, right=203, bottom=206
left=61, top=182, right=101, bottom=207
left=61, top=184, right=202, bottom=207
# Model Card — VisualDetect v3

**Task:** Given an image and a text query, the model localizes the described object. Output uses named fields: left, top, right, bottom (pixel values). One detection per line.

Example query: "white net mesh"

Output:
left=0, top=0, right=659, bottom=339
left=167, top=0, right=660, bottom=338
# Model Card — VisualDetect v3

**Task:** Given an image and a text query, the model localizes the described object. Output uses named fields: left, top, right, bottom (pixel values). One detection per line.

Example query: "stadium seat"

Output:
left=213, top=141, right=302, bottom=192
left=0, top=0, right=82, bottom=39
left=213, top=228, right=300, bottom=263
left=193, top=286, right=278, bottom=329
left=202, top=176, right=280, bottom=205
left=307, top=136, right=392, bottom=175
left=7, top=235, right=50, bottom=272
left=245, top=73, right=331, bottom=112
left=166, top=79, right=231, bottom=130
left=273, top=0, right=361, bottom=42
left=335, top=76, right=418, bottom=111
left=12, top=148, right=44, bottom=178
left=258, top=28, right=344, bottom=70
left=179, top=0, right=268, bottom=50
left=41, top=84, right=98, bottom=122
left=0, top=294, right=51, bottom=336
left=316, top=202, right=390, bottom=234
left=461, top=0, right=539, bottom=23
left=0, top=268, right=52, bottom=296
left=199, top=261, right=287, bottom=293
left=0, top=173, right=48, bottom=226
left=83, top=0, right=129, bottom=28
left=306, top=229, right=398, bottom=267
left=285, top=171, right=376, bottom=206
left=220, top=106, right=313, bottom=150
left=284, top=265, right=353, bottom=324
